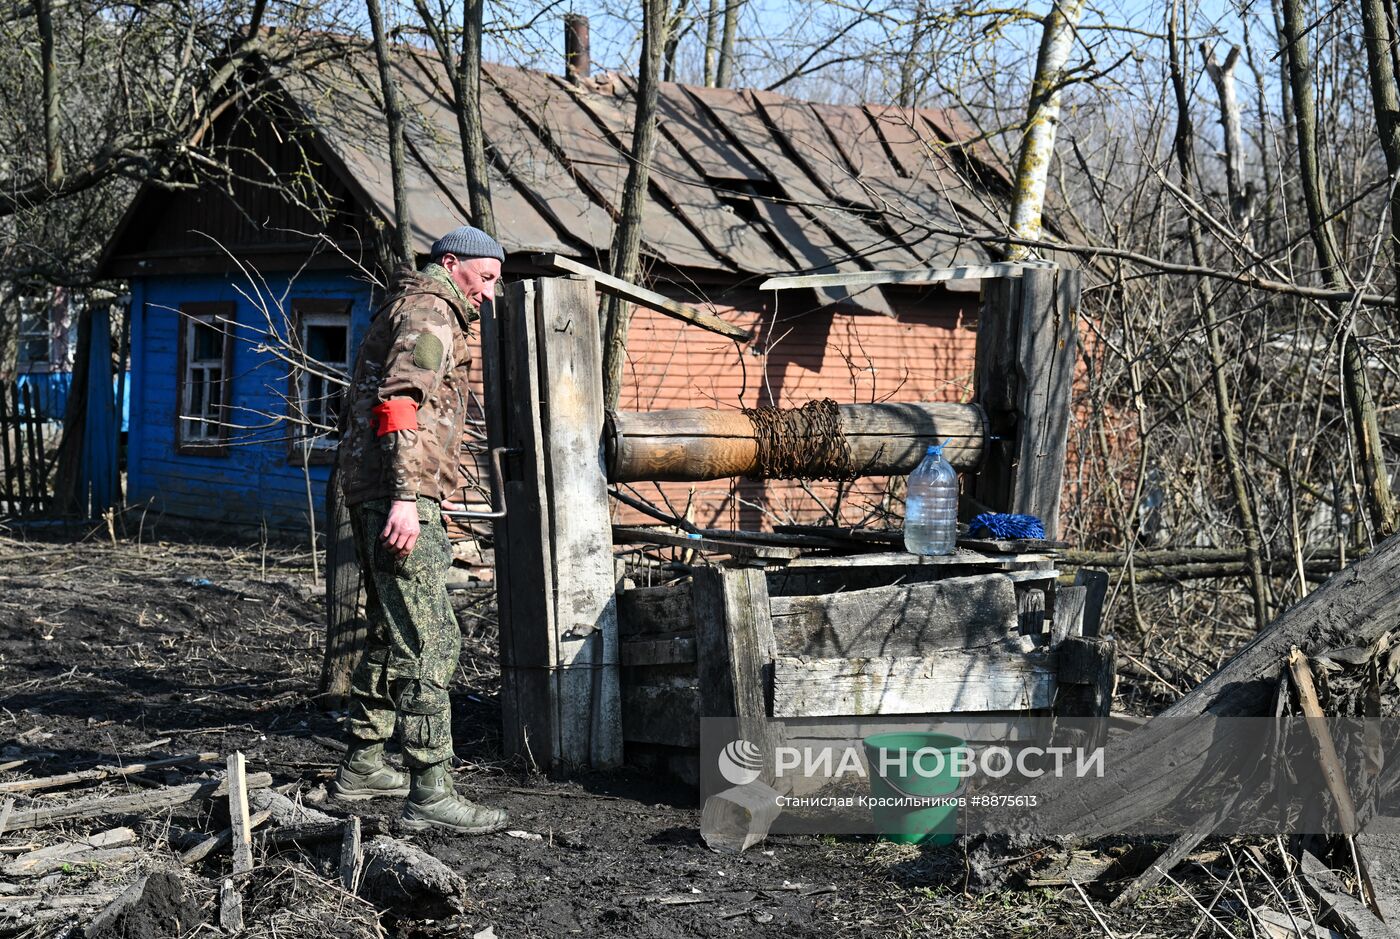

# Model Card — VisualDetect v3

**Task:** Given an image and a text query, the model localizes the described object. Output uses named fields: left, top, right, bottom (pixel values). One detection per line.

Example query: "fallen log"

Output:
left=0, top=753, right=216, bottom=795
left=358, top=835, right=468, bottom=917
left=1019, top=533, right=1400, bottom=837
left=247, top=788, right=336, bottom=827
left=4, top=827, right=138, bottom=877
left=1299, top=851, right=1400, bottom=939
left=6, top=772, right=273, bottom=831
left=180, top=809, right=272, bottom=866
left=249, top=788, right=463, bottom=916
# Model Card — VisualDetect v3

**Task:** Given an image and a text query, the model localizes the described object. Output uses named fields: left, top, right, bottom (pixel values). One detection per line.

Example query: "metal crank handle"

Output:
left=442, top=445, right=519, bottom=521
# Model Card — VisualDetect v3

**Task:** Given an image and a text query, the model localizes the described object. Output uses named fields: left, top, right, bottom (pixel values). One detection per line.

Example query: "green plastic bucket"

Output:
left=862, top=732, right=965, bottom=845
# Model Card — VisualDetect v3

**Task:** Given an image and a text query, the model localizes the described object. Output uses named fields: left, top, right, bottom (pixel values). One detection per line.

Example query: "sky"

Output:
left=471, top=0, right=1263, bottom=108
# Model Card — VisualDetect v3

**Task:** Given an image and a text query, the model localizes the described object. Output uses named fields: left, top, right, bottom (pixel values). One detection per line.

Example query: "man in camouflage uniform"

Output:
left=332, top=225, right=508, bottom=834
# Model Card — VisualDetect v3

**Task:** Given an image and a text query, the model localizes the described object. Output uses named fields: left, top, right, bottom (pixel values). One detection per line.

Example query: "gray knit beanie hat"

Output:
left=430, top=225, right=505, bottom=263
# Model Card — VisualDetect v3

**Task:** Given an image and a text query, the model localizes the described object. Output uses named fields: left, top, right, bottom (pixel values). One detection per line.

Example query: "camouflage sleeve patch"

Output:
left=413, top=332, right=444, bottom=371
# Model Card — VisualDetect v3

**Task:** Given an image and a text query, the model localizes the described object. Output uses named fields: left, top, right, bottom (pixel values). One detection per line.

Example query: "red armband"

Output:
left=372, top=398, right=418, bottom=436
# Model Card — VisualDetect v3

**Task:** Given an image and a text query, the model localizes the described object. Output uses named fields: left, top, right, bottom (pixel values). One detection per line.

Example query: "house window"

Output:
left=290, top=299, right=351, bottom=456
left=177, top=302, right=234, bottom=454
left=18, top=299, right=49, bottom=366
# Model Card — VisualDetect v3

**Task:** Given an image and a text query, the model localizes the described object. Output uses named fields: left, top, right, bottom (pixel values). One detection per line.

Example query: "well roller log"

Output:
left=606, top=403, right=986, bottom=483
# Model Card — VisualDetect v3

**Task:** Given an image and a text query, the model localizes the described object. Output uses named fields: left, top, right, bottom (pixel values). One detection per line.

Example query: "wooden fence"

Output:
left=0, top=381, right=52, bottom=519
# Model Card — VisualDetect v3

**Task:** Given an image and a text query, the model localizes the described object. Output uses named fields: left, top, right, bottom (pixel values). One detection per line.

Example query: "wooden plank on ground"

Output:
left=5, top=772, right=272, bottom=831
left=771, top=651, right=1057, bottom=717
left=226, top=752, right=254, bottom=874
left=769, top=574, right=1019, bottom=657
left=84, top=876, right=149, bottom=938
left=180, top=809, right=272, bottom=866
left=340, top=816, right=362, bottom=891
left=533, top=254, right=751, bottom=340
left=1298, top=852, right=1399, bottom=939
left=0, top=752, right=216, bottom=794
left=3, top=827, right=138, bottom=877
left=219, top=879, right=243, bottom=932
left=535, top=276, right=622, bottom=769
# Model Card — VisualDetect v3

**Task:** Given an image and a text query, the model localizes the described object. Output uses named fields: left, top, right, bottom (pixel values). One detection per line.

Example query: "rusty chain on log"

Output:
left=740, top=399, right=857, bottom=481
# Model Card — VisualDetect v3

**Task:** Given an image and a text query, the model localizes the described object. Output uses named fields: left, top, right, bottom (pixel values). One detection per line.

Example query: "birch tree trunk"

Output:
left=1006, top=0, right=1086, bottom=260
left=703, top=0, right=721, bottom=86
left=602, top=0, right=668, bottom=410
left=1280, top=0, right=1398, bottom=537
left=715, top=0, right=740, bottom=88
left=366, top=0, right=415, bottom=265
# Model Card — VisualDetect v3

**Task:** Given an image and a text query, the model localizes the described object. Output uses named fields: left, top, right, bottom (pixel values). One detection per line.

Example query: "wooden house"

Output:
left=96, top=45, right=1015, bottom=534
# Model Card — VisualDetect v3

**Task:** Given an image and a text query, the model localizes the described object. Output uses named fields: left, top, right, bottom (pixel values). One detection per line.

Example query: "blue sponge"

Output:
left=969, top=512, right=1045, bottom=540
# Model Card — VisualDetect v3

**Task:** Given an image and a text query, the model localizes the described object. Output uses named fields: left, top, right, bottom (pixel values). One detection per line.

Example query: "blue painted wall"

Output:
left=128, top=272, right=373, bottom=530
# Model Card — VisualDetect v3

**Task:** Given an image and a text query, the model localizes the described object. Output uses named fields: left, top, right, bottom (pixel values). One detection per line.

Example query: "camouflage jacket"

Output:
left=337, top=265, right=478, bottom=506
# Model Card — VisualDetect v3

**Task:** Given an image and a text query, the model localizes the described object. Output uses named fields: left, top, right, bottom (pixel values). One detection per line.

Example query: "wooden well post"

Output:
left=971, top=265, right=1080, bottom=538
left=483, top=276, right=622, bottom=771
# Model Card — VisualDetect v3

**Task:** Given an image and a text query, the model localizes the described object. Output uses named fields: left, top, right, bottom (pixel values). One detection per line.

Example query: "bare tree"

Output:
left=1279, top=0, right=1397, bottom=537
left=1360, top=0, right=1400, bottom=295
left=1168, top=4, right=1270, bottom=627
left=1007, top=0, right=1086, bottom=259
left=602, top=0, right=668, bottom=409
left=412, top=0, right=497, bottom=235
left=715, top=0, right=740, bottom=87
left=366, top=0, right=416, bottom=265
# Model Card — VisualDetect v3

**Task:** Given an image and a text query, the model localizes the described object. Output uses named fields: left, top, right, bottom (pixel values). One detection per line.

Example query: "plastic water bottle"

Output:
left=904, top=440, right=958, bottom=555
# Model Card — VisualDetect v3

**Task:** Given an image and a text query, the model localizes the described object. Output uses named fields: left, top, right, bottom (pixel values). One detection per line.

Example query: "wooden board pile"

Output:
left=0, top=749, right=467, bottom=938
left=969, top=533, right=1400, bottom=938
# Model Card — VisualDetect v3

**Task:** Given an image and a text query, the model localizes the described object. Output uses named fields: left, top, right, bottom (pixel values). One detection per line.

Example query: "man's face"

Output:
left=440, top=254, right=502, bottom=307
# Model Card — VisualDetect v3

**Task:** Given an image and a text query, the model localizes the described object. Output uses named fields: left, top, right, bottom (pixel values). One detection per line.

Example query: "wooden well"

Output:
left=479, top=265, right=1112, bottom=781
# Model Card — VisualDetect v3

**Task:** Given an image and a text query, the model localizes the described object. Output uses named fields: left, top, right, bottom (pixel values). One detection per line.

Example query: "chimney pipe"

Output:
left=564, top=14, right=590, bottom=83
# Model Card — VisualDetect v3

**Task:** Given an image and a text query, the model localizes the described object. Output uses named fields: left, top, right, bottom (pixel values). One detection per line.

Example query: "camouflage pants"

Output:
left=346, top=497, right=460, bottom=768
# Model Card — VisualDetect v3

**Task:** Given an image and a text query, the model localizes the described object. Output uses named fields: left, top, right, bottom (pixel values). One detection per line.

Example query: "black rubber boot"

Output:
left=332, top=741, right=410, bottom=801
left=400, top=763, right=508, bottom=834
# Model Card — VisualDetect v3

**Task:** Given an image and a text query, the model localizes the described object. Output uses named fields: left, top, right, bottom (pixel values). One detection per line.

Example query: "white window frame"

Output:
left=177, top=304, right=233, bottom=452
left=291, top=301, right=351, bottom=453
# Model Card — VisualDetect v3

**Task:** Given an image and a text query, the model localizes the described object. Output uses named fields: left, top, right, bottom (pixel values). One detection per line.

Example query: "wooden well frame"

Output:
left=480, top=266, right=1112, bottom=775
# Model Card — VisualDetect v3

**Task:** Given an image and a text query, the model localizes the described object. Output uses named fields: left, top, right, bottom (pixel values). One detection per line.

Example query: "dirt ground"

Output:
left=0, top=524, right=1316, bottom=938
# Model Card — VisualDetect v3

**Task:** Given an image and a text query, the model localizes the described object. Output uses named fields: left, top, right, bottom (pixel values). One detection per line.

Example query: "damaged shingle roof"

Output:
left=279, top=48, right=1010, bottom=283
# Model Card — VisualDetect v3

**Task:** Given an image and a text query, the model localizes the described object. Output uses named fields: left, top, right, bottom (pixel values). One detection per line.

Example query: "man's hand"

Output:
left=380, top=500, right=421, bottom=558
